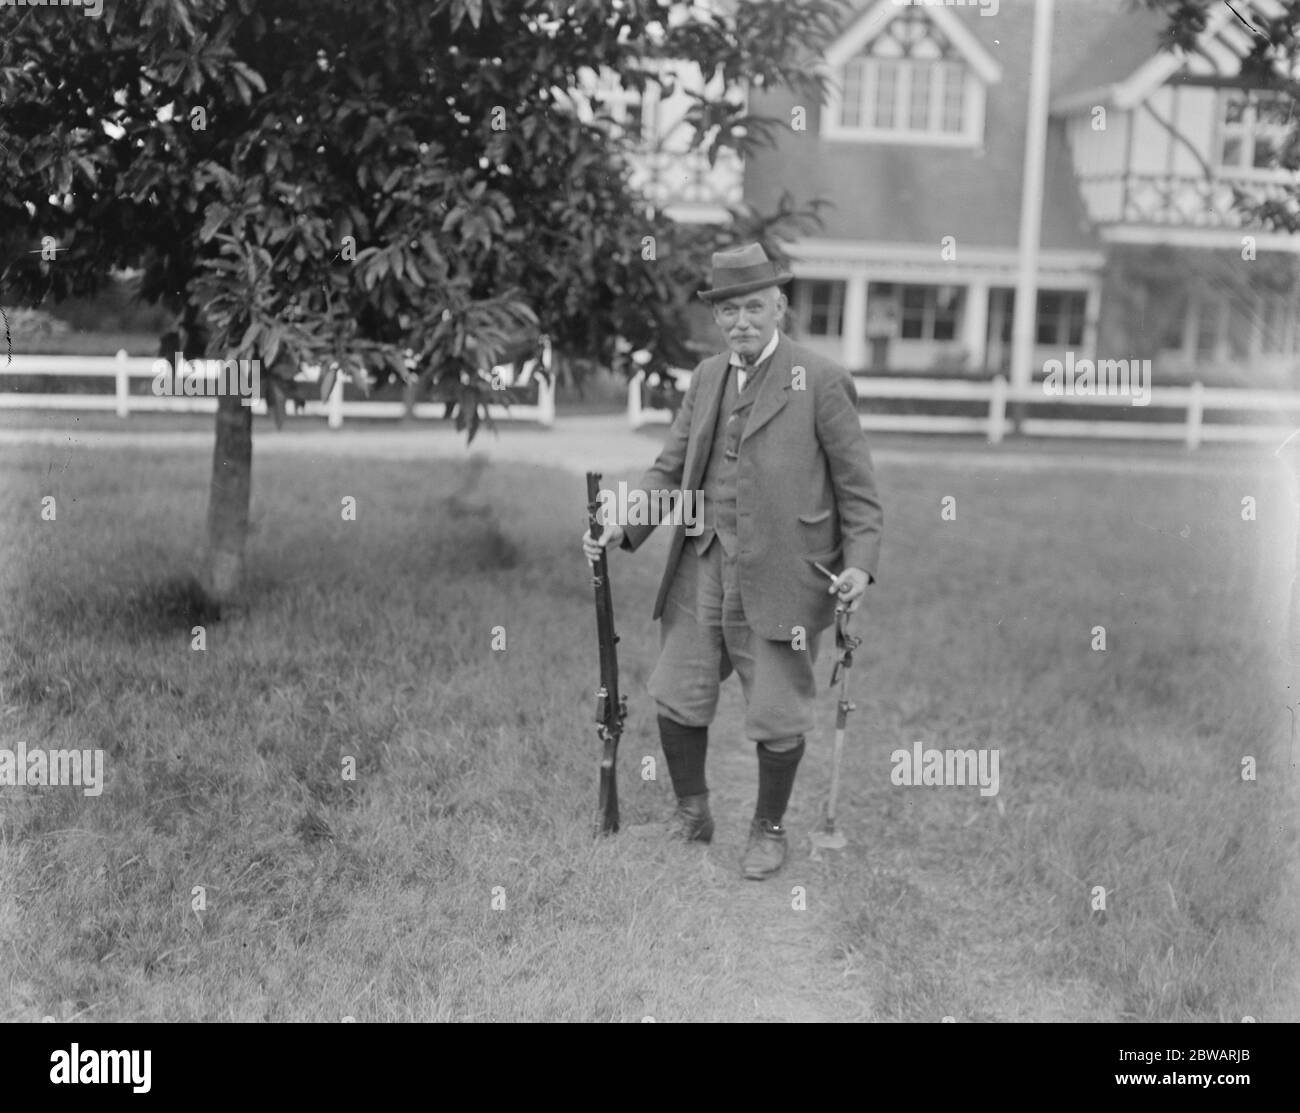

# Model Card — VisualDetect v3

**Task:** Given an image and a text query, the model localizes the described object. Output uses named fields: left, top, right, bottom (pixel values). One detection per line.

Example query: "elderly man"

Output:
left=583, top=243, right=884, bottom=880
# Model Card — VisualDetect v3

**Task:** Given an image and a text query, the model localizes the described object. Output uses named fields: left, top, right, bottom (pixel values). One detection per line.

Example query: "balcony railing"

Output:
left=625, top=147, right=743, bottom=218
left=1078, top=172, right=1298, bottom=228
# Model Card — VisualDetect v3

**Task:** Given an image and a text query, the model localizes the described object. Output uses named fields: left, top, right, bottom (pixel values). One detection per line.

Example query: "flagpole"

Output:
left=1010, top=0, right=1055, bottom=428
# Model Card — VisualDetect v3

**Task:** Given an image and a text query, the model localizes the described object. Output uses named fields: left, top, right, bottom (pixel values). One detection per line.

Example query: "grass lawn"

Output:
left=4, top=331, right=163, bottom=358
left=0, top=434, right=1296, bottom=1022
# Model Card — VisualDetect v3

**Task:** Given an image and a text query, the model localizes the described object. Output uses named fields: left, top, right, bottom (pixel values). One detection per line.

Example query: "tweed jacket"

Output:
left=621, top=333, right=883, bottom=641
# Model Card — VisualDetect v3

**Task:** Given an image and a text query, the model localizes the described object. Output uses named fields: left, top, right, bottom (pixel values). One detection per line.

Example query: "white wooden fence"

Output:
left=8, top=352, right=1299, bottom=447
left=0, top=349, right=556, bottom=428
left=628, top=369, right=1300, bottom=449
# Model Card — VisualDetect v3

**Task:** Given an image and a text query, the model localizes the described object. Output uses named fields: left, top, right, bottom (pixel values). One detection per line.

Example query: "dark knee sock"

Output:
left=755, top=738, right=805, bottom=826
left=658, top=715, right=708, bottom=798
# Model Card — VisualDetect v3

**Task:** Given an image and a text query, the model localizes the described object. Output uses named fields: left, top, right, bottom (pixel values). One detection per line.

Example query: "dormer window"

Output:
left=839, top=55, right=969, bottom=134
left=823, top=8, right=992, bottom=147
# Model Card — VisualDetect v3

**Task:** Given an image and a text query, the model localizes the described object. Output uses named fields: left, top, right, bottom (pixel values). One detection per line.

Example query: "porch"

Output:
left=782, top=242, right=1103, bottom=376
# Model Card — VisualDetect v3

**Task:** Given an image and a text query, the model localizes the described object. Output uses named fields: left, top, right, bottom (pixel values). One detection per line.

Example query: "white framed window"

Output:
left=1263, top=291, right=1297, bottom=354
left=566, top=66, right=650, bottom=140
left=1217, top=90, right=1294, bottom=179
left=792, top=279, right=846, bottom=338
left=824, top=10, right=984, bottom=146
left=837, top=57, right=971, bottom=139
left=898, top=284, right=962, bottom=342
left=1035, top=291, right=1087, bottom=347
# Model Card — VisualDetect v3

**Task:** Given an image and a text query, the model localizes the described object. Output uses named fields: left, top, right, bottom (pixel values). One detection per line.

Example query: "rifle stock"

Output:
left=586, top=472, right=626, bottom=835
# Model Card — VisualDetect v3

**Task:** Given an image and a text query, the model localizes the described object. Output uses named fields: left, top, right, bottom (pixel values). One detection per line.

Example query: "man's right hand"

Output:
left=582, top=522, right=625, bottom=564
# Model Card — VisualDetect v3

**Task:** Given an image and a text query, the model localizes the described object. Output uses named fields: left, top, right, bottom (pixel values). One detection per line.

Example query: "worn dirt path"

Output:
left=0, top=413, right=1277, bottom=480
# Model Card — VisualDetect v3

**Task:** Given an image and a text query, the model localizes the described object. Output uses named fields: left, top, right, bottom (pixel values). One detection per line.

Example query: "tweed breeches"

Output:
left=647, top=540, right=820, bottom=743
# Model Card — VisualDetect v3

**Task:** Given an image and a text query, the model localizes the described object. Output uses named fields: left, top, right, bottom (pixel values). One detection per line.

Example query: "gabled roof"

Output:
left=1051, top=0, right=1289, bottom=113
left=744, top=0, right=1107, bottom=251
left=1049, top=6, right=1173, bottom=110
left=823, top=0, right=1003, bottom=84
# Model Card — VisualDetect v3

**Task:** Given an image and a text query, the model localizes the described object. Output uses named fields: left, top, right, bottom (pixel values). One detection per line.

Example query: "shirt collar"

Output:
left=728, top=329, right=781, bottom=369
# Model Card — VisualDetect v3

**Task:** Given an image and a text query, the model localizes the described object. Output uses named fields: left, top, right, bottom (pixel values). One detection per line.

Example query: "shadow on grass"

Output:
left=16, top=498, right=520, bottom=647
left=17, top=574, right=226, bottom=646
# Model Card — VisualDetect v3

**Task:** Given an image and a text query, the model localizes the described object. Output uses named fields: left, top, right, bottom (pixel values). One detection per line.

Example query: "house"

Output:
left=625, top=0, right=1300, bottom=386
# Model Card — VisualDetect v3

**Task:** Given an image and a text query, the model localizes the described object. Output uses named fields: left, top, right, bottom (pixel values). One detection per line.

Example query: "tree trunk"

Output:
left=204, top=390, right=253, bottom=605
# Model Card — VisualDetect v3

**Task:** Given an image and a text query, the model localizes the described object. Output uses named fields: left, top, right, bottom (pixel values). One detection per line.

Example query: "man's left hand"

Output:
left=829, top=567, right=870, bottom=612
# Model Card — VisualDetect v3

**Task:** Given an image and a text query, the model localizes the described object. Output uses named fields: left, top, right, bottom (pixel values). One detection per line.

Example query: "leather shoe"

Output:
left=670, top=793, right=714, bottom=843
left=742, top=817, right=787, bottom=880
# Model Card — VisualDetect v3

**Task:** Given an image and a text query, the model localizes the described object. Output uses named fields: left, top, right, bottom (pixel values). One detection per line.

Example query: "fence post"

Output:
left=539, top=336, right=555, bottom=427
left=115, top=349, right=130, bottom=418
left=988, top=375, right=1008, bottom=444
left=328, top=368, right=344, bottom=430
left=1185, top=381, right=1203, bottom=451
left=628, top=370, right=643, bottom=427
left=537, top=371, right=555, bottom=427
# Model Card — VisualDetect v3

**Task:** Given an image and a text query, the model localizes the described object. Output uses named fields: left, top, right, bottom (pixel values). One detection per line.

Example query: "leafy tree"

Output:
left=0, top=0, right=837, bottom=604
left=1141, top=0, right=1300, bottom=230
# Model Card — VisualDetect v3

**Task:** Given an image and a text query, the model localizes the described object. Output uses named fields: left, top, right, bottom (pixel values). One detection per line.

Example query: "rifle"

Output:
left=586, top=471, right=626, bottom=835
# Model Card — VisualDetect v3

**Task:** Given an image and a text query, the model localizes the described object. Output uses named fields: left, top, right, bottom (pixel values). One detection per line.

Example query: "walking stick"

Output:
left=811, top=604, right=862, bottom=854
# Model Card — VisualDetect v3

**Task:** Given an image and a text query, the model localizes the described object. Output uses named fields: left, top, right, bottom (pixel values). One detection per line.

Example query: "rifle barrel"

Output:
left=587, top=471, right=624, bottom=835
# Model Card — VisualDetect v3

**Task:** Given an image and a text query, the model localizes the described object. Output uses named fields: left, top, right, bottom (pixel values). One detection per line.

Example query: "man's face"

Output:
left=712, top=286, right=786, bottom=362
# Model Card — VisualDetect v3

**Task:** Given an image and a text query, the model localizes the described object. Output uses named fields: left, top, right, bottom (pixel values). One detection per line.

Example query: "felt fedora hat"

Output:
left=697, top=243, right=793, bottom=302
